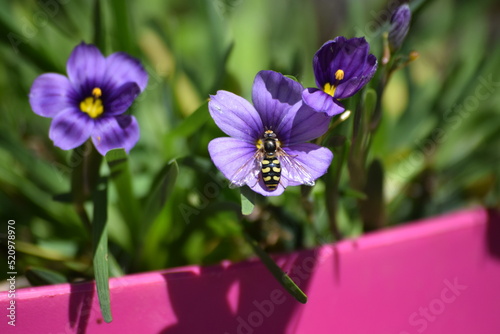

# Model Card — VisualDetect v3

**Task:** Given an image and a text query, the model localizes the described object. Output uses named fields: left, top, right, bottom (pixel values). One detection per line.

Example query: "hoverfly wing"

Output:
left=229, top=150, right=262, bottom=189
left=278, top=149, right=316, bottom=186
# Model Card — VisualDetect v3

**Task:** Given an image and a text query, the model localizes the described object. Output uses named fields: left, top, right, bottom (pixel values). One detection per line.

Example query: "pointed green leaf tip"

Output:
left=240, top=186, right=255, bottom=215
left=244, top=233, right=308, bottom=304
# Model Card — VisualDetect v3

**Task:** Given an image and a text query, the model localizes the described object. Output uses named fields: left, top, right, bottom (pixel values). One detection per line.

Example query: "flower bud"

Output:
left=388, top=4, right=411, bottom=52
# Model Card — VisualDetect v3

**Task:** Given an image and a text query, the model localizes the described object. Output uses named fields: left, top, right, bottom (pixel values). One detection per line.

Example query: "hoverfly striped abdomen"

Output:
left=261, top=130, right=281, bottom=190
left=261, top=155, right=281, bottom=190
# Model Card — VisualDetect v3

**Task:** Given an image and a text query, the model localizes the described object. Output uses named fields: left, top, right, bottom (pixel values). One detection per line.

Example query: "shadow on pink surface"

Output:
left=159, top=249, right=318, bottom=334
left=68, top=280, right=95, bottom=334
left=486, top=208, right=500, bottom=260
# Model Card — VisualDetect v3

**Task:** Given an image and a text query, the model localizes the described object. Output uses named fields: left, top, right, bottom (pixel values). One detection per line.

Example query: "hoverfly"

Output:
left=229, top=130, right=315, bottom=190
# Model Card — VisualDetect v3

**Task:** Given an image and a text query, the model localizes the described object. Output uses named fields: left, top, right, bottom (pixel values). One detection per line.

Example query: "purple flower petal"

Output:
left=249, top=176, right=287, bottom=197
left=302, top=88, right=345, bottom=116
left=104, top=82, right=141, bottom=116
left=277, top=102, right=332, bottom=146
left=252, top=70, right=303, bottom=129
left=49, top=108, right=94, bottom=150
left=313, top=37, right=346, bottom=88
left=208, top=137, right=259, bottom=187
left=334, top=54, right=377, bottom=98
left=209, top=91, right=263, bottom=142
left=104, top=52, right=149, bottom=92
left=66, top=42, right=106, bottom=94
left=364, top=53, right=379, bottom=79
left=334, top=77, right=365, bottom=99
left=334, top=37, right=370, bottom=79
left=91, top=115, right=139, bottom=155
left=282, top=143, right=333, bottom=186
left=29, top=73, right=78, bottom=117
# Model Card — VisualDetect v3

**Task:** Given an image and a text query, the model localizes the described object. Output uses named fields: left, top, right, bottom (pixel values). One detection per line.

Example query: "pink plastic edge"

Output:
left=5, top=206, right=489, bottom=298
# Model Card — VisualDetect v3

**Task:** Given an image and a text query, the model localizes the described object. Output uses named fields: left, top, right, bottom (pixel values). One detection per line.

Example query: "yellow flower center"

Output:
left=80, top=87, right=104, bottom=119
left=323, top=82, right=336, bottom=97
left=323, top=69, right=345, bottom=97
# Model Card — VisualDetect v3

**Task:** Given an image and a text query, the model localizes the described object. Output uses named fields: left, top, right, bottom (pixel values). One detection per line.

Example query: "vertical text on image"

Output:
left=6, top=220, right=17, bottom=327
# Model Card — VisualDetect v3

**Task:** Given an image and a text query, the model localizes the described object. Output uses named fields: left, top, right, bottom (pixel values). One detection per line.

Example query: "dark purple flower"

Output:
left=303, top=37, right=377, bottom=116
left=29, top=42, right=148, bottom=155
left=208, top=70, right=333, bottom=196
left=388, top=4, right=411, bottom=52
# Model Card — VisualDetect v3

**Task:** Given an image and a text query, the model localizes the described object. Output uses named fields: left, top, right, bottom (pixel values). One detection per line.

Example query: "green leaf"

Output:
left=342, top=187, right=368, bottom=200
left=363, top=88, right=377, bottom=122
left=105, top=149, right=141, bottom=248
left=284, top=74, right=299, bottom=82
left=167, top=101, right=210, bottom=139
left=38, top=2, right=81, bottom=41
left=324, top=138, right=350, bottom=240
left=0, top=18, right=60, bottom=72
left=243, top=233, right=308, bottom=304
left=107, top=251, right=125, bottom=278
left=143, top=160, right=179, bottom=225
left=92, top=180, right=112, bottom=323
left=93, top=0, right=106, bottom=52
left=110, top=0, right=135, bottom=54
left=360, top=158, right=385, bottom=231
left=210, top=42, right=235, bottom=93
left=25, top=267, right=68, bottom=286
left=240, top=187, right=255, bottom=215
left=52, top=192, right=73, bottom=203
left=359, top=88, right=377, bottom=149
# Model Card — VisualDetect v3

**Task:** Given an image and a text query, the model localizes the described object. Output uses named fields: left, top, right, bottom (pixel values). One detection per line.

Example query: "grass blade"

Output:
left=105, top=149, right=141, bottom=248
left=92, top=180, right=112, bottom=323
left=143, top=160, right=178, bottom=226
left=167, top=101, right=210, bottom=139
left=110, top=0, right=135, bottom=54
left=93, top=0, right=106, bottom=51
left=25, top=267, right=68, bottom=286
left=243, top=233, right=308, bottom=304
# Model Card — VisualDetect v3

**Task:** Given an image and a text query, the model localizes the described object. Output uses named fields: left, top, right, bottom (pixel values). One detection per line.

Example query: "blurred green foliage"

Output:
left=0, top=0, right=499, bottom=284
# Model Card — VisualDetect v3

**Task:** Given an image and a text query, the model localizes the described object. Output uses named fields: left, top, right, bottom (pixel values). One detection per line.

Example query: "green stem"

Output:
left=324, top=139, right=348, bottom=241
left=71, top=141, right=103, bottom=230
left=300, top=185, right=314, bottom=226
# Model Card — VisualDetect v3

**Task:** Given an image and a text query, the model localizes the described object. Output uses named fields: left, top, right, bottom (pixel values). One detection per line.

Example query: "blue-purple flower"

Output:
left=29, top=42, right=148, bottom=155
left=302, top=36, right=377, bottom=116
left=388, top=4, right=411, bottom=52
left=208, top=70, right=333, bottom=196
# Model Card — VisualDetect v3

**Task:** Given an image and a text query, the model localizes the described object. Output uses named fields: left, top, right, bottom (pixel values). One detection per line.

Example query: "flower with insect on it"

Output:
left=208, top=70, right=334, bottom=196
left=388, top=4, right=411, bottom=52
left=29, top=42, right=148, bottom=155
left=302, top=36, right=377, bottom=116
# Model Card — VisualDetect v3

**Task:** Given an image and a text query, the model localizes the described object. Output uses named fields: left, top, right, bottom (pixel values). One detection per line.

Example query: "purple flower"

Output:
left=208, top=70, right=333, bottom=197
left=388, top=4, right=411, bottom=52
left=302, top=37, right=377, bottom=116
left=29, top=42, right=148, bottom=155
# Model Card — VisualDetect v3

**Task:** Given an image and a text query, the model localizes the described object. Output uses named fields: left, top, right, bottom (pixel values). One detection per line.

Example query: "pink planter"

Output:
left=2, top=207, right=500, bottom=333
